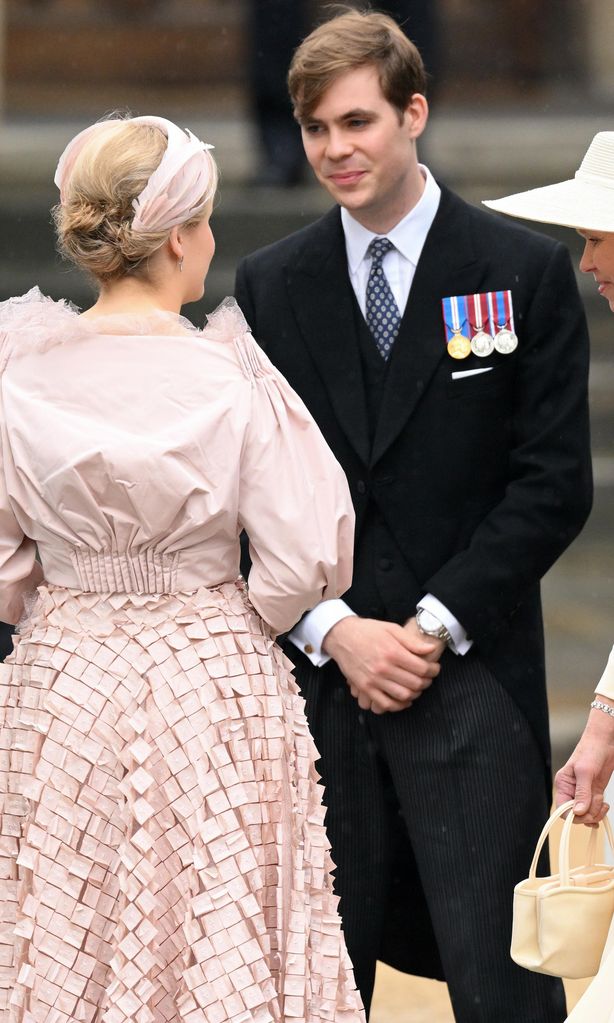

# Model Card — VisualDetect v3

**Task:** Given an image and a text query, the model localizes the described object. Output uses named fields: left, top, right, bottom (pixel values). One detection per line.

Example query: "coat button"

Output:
left=356, top=480, right=367, bottom=495
left=378, top=557, right=392, bottom=571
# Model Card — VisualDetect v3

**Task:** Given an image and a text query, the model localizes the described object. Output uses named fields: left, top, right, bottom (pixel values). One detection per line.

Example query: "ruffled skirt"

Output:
left=0, top=582, right=364, bottom=1023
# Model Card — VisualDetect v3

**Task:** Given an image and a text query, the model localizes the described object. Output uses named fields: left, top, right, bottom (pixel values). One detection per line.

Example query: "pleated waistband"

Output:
left=37, top=543, right=238, bottom=597
left=71, top=546, right=179, bottom=594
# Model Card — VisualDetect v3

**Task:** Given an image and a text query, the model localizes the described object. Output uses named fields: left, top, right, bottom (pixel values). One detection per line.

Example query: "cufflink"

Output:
left=304, top=644, right=314, bottom=655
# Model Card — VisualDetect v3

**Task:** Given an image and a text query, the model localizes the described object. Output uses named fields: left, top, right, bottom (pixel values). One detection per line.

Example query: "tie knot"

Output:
left=367, top=236, right=394, bottom=263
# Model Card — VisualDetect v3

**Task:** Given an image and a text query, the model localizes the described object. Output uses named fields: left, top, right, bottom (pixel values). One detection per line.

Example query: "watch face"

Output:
left=417, top=609, right=441, bottom=634
left=417, top=609, right=451, bottom=645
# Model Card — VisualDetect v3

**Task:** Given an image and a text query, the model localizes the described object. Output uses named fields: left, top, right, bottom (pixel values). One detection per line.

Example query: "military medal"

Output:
left=442, top=295, right=471, bottom=360
left=470, top=293, right=494, bottom=357
left=448, top=334, right=472, bottom=359
left=492, top=290, right=518, bottom=354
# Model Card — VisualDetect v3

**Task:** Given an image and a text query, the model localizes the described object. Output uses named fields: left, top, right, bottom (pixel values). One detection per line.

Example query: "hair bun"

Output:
left=53, top=120, right=175, bottom=283
left=68, top=195, right=110, bottom=235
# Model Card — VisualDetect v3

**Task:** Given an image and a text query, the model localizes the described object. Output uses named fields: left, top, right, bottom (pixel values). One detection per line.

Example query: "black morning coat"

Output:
left=234, top=183, right=593, bottom=977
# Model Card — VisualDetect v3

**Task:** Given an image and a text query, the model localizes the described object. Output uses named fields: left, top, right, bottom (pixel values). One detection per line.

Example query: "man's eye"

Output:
left=348, top=119, right=368, bottom=128
left=304, top=124, right=322, bottom=135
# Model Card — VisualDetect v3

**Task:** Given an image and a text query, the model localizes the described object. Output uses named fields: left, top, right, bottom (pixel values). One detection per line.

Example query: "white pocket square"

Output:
left=451, top=367, right=494, bottom=380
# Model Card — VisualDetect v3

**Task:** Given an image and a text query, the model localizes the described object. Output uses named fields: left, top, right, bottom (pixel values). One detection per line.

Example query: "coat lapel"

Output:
left=286, top=208, right=371, bottom=466
left=371, top=187, right=488, bottom=467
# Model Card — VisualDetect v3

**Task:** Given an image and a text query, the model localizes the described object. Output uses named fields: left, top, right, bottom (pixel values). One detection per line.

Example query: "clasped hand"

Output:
left=322, top=615, right=445, bottom=714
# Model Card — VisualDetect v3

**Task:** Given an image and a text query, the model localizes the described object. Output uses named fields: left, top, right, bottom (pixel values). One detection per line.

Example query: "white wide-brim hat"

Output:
left=483, top=132, right=614, bottom=232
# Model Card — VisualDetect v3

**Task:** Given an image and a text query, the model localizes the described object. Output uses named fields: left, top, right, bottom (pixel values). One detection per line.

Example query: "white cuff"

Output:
left=595, top=645, right=614, bottom=702
left=417, top=594, right=472, bottom=655
left=288, top=599, right=357, bottom=667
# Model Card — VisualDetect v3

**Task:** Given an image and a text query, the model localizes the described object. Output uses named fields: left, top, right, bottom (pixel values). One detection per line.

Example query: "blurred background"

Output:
left=0, top=2, right=613, bottom=1016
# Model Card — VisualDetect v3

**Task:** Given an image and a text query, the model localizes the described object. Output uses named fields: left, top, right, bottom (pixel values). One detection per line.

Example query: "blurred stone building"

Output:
left=1, top=0, right=614, bottom=120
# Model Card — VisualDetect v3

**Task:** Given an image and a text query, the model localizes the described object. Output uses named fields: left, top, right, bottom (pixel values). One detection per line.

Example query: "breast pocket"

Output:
left=446, top=362, right=514, bottom=399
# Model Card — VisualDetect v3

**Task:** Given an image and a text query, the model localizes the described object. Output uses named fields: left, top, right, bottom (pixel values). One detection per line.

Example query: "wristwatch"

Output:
left=416, top=607, right=452, bottom=646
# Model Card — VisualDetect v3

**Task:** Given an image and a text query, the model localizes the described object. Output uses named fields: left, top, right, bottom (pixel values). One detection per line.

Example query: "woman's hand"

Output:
left=555, top=699, right=614, bottom=824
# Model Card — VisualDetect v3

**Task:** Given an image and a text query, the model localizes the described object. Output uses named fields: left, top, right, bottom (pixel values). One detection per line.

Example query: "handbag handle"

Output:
left=528, top=800, right=613, bottom=882
left=559, top=803, right=614, bottom=884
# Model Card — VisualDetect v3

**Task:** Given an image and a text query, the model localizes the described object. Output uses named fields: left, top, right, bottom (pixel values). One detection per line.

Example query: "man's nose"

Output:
left=325, top=130, right=352, bottom=160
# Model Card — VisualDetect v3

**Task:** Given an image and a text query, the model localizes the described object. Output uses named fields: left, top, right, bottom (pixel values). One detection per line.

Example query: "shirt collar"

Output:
left=341, top=165, right=441, bottom=275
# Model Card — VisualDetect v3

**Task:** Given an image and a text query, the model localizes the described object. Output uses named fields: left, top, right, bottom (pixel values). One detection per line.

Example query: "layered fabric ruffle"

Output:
left=0, top=582, right=363, bottom=1023
left=0, top=289, right=250, bottom=365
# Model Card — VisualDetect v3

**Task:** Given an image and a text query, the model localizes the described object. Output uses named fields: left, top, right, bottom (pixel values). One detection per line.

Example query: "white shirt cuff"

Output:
left=288, top=599, right=357, bottom=667
left=417, top=594, right=472, bottom=655
left=595, top=645, right=614, bottom=701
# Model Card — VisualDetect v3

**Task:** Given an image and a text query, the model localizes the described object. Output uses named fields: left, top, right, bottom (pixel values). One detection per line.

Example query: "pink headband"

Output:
left=54, top=115, right=216, bottom=233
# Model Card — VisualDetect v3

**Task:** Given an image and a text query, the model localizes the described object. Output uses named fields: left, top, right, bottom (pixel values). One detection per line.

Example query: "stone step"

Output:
left=0, top=182, right=608, bottom=322
left=2, top=176, right=613, bottom=460
left=1, top=110, right=609, bottom=189
left=2, top=138, right=612, bottom=461
left=0, top=184, right=330, bottom=264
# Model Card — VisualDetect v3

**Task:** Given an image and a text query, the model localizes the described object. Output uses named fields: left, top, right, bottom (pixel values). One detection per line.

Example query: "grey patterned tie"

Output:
left=365, top=237, right=401, bottom=360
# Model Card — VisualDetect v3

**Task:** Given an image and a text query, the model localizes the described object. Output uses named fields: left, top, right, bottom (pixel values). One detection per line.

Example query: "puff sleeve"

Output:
left=236, top=335, right=354, bottom=636
left=0, top=340, right=43, bottom=624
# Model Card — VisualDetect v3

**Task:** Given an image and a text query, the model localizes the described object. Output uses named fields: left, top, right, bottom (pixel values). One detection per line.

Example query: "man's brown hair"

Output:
left=288, top=7, right=427, bottom=123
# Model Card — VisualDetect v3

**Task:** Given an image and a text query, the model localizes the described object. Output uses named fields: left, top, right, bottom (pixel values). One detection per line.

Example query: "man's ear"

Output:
left=404, top=93, right=429, bottom=141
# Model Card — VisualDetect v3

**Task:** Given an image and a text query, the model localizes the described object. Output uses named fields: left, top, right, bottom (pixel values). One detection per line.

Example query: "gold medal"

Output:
left=447, top=332, right=472, bottom=359
left=443, top=295, right=471, bottom=360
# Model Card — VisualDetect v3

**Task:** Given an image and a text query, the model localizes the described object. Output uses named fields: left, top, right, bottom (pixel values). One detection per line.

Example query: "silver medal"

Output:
left=470, top=293, right=495, bottom=357
left=471, top=329, right=495, bottom=357
left=494, top=328, right=518, bottom=355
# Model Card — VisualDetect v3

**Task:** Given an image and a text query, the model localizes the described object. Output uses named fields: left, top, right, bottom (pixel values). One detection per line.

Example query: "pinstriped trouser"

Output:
left=290, top=645, right=567, bottom=1023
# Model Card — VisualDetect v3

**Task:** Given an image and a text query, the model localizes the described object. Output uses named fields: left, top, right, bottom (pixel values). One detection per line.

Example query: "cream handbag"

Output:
left=511, top=799, right=614, bottom=978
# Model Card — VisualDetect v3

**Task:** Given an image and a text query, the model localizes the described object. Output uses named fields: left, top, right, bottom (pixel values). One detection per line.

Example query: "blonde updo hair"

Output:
left=53, top=117, right=216, bottom=283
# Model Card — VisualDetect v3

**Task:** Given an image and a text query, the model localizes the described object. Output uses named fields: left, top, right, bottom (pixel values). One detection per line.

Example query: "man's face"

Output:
left=300, top=64, right=426, bottom=231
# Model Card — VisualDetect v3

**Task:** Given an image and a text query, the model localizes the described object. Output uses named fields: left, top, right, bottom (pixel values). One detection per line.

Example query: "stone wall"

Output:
left=0, top=0, right=601, bottom=118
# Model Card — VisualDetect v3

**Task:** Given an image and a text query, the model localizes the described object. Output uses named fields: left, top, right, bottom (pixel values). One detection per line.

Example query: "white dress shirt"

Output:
left=289, top=166, right=472, bottom=664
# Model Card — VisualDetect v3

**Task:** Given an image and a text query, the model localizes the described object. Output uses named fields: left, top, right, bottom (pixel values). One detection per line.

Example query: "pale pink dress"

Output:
left=564, top=917, right=614, bottom=1022
left=0, top=291, right=363, bottom=1023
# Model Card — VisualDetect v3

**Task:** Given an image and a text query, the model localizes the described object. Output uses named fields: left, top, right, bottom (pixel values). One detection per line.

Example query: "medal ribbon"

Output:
left=472, top=293, right=490, bottom=333
left=504, top=289, right=515, bottom=332
left=481, top=292, right=490, bottom=331
left=442, top=295, right=468, bottom=343
left=486, top=292, right=496, bottom=336
left=495, top=289, right=513, bottom=330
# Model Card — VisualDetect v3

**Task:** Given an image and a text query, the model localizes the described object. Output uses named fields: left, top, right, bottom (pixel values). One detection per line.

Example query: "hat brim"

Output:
left=483, top=177, right=614, bottom=233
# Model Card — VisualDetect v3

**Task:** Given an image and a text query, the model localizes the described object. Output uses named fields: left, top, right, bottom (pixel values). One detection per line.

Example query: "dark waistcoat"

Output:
left=348, top=298, right=424, bottom=624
